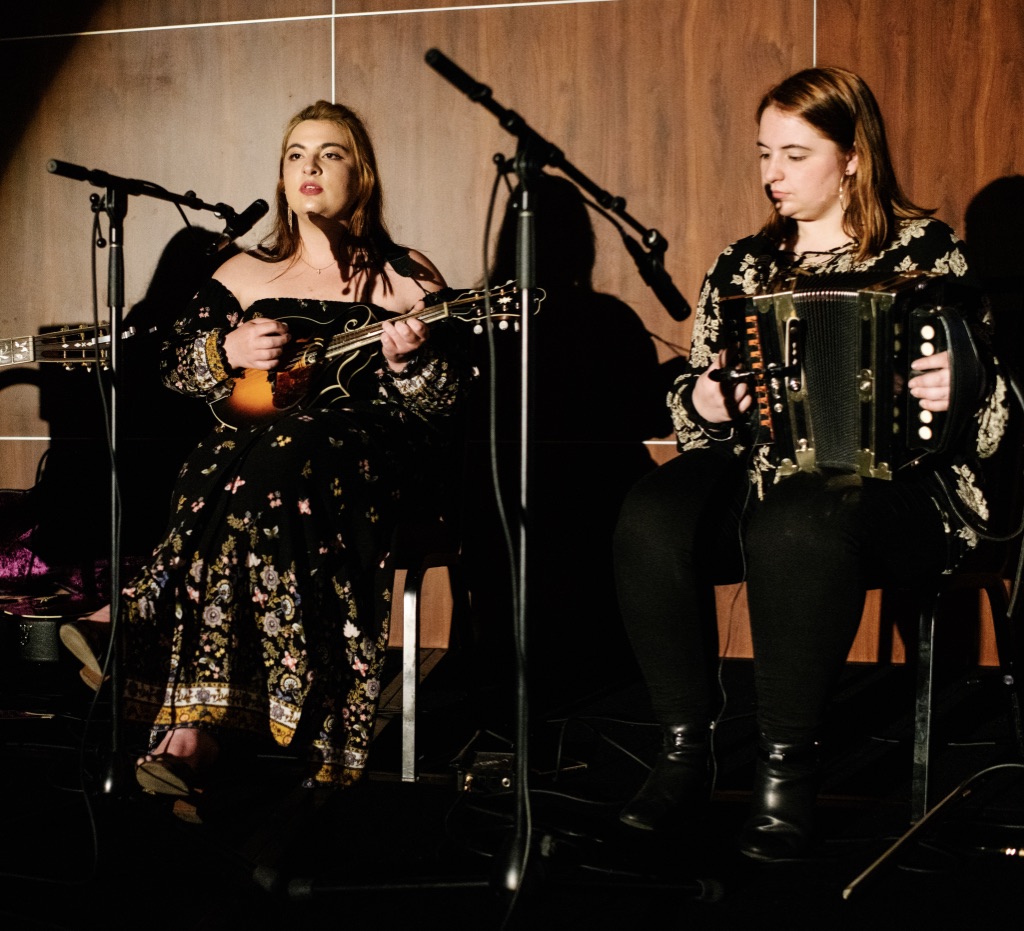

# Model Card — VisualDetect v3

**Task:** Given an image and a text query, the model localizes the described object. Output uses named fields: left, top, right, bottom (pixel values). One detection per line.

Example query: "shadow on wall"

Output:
left=0, top=4, right=107, bottom=177
left=19, top=227, right=235, bottom=590
left=963, top=175, right=1024, bottom=566
left=458, top=172, right=678, bottom=717
left=965, top=175, right=1024, bottom=382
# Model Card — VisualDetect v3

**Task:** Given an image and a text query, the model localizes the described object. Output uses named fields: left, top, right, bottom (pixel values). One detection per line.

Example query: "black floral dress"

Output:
left=122, top=278, right=465, bottom=786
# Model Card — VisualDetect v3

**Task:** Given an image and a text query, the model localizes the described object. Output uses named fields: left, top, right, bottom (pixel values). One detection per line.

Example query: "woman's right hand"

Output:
left=223, top=318, right=291, bottom=371
left=691, top=348, right=752, bottom=423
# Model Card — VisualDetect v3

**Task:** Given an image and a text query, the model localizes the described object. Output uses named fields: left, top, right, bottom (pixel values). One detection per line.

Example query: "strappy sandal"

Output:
left=58, top=621, right=109, bottom=691
left=135, top=755, right=203, bottom=797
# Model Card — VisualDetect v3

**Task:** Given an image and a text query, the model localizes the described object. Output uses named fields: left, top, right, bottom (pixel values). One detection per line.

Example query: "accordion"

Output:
left=719, top=271, right=983, bottom=479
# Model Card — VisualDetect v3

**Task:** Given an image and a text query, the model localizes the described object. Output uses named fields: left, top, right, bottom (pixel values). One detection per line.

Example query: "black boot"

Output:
left=619, top=723, right=711, bottom=831
left=738, top=737, right=820, bottom=861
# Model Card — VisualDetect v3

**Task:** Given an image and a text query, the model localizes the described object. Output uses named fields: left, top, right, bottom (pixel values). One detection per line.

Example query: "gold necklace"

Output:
left=298, top=252, right=339, bottom=275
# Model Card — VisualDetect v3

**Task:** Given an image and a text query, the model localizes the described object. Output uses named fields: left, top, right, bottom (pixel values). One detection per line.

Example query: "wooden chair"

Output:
left=376, top=513, right=470, bottom=783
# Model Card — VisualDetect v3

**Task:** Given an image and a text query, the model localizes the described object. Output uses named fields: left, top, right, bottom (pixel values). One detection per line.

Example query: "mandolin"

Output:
left=210, top=280, right=541, bottom=430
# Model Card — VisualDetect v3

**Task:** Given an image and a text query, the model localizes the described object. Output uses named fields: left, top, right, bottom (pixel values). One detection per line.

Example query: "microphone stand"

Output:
left=47, top=160, right=256, bottom=796
left=424, top=49, right=689, bottom=903
left=97, top=179, right=127, bottom=796
left=502, top=142, right=542, bottom=899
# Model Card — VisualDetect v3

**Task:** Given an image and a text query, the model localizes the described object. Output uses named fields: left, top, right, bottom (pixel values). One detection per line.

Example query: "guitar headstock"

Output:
left=38, top=324, right=114, bottom=370
left=0, top=324, right=122, bottom=371
left=443, top=280, right=546, bottom=334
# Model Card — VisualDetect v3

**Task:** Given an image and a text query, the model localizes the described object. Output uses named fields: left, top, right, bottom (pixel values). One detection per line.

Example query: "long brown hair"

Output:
left=258, top=100, right=396, bottom=266
left=756, top=67, right=932, bottom=262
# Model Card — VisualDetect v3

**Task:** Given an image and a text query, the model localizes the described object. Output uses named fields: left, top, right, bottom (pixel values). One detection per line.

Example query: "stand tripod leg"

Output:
left=843, top=761, right=1024, bottom=899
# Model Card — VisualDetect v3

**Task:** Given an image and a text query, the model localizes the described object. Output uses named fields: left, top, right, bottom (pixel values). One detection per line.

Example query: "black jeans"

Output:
left=612, top=448, right=951, bottom=743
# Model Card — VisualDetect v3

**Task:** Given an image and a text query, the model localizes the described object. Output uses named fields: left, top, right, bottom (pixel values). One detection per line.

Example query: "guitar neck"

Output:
left=0, top=336, right=40, bottom=367
left=0, top=326, right=122, bottom=369
left=321, top=303, right=452, bottom=362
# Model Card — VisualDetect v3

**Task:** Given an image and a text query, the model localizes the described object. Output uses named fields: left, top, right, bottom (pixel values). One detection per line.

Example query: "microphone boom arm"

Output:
left=424, top=49, right=687, bottom=320
left=47, top=159, right=251, bottom=228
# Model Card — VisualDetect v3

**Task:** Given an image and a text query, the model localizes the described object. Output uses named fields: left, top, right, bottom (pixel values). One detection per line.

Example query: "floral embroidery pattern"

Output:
left=123, top=279, right=465, bottom=787
left=666, top=217, right=1008, bottom=555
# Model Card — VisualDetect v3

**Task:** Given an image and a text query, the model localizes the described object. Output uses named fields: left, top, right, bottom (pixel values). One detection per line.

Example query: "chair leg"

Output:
left=401, top=565, right=424, bottom=783
left=396, top=553, right=470, bottom=784
left=911, top=591, right=939, bottom=823
left=982, top=579, right=1024, bottom=759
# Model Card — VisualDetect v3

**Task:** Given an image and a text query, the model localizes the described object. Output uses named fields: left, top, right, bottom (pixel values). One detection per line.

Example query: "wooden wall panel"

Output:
left=5, top=1, right=330, bottom=36
left=0, top=16, right=335, bottom=488
left=816, top=0, right=1024, bottom=246
left=339, top=0, right=812, bottom=351
left=1, top=0, right=810, bottom=490
left=0, top=0, right=1019, bottom=668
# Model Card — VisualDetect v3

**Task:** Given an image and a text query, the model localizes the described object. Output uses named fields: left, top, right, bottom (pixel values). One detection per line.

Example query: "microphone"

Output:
left=621, top=232, right=691, bottom=322
left=208, top=199, right=269, bottom=254
left=424, top=48, right=492, bottom=101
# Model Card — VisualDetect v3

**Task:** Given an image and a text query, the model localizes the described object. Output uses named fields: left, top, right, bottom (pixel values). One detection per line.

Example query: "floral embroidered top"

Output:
left=669, top=217, right=1009, bottom=552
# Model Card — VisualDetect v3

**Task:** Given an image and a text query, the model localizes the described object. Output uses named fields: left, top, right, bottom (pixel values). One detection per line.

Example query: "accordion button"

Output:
left=918, top=426, right=934, bottom=441
left=920, top=324, right=936, bottom=340
left=920, top=341, right=935, bottom=355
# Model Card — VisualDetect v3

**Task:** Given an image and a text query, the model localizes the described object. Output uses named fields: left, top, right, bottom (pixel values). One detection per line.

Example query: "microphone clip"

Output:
left=207, top=198, right=270, bottom=255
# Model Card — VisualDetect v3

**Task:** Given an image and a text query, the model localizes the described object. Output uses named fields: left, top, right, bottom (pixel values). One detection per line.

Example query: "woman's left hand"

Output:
left=908, top=350, right=950, bottom=412
left=382, top=317, right=429, bottom=372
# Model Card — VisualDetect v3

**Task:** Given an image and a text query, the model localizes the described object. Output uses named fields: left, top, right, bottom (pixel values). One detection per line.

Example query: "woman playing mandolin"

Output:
left=124, top=100, right=469, bottom=794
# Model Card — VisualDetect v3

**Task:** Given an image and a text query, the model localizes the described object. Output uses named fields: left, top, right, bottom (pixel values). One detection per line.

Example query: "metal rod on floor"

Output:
left=843, top=761, right=1024, bottom=899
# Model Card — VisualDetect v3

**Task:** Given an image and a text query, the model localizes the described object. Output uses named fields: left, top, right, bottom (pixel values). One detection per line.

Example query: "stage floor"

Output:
left=1, top=646, right=1022, bottom=929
